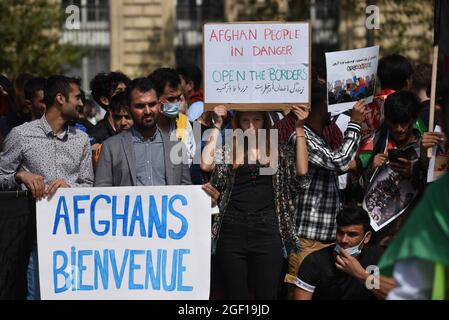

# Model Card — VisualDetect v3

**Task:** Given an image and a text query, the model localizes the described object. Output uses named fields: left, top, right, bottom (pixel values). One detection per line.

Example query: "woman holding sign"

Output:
left=201, top=105, right=309, bottom=299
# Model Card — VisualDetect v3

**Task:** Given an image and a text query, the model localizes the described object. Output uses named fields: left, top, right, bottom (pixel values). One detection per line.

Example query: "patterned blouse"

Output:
left=209, top=143, right=310, bottom=257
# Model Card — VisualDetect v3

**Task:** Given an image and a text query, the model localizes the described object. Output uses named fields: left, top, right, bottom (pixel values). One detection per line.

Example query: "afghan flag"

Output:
left=378, top=173, right=449, bottom=299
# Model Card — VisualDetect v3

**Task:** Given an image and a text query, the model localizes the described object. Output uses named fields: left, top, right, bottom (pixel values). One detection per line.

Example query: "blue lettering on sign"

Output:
left=77, top=250, right=93, bottom=291
left=53, top=196, right=71, bottom=235
left=177, top=249, right=193, bottom=292
left=112, top=195, right=129, bottom=236
left=51, top=194, right=190, bottom=240
left=73, top=195, right=90, bottom=234
left=129, top=250, right=145, bottom=290
left=52, top=248, right=194, bottom=293
left=53, top=250, right=69, bottom=293
left=145, top=248, right=161, bottom=290
left=94, top=249, right=109, bottom=290
left=90, top=194, right=111, bottom=236
left=109, top=249, right=129, bottom=289
left=168, top=195, right=188, bottom=240
left=147, top=195, right=168, bottom=239
left=129, top=195, right=146, bottom=237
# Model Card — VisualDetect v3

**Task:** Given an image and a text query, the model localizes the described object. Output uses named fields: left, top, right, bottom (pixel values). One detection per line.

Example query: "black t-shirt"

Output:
left=296, top=244, right=384, bottom=300
left=226, top=164, right=275, bottom=215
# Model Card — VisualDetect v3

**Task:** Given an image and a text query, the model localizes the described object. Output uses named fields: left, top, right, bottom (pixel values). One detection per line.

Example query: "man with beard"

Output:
left=0, top=75, right=94, bottom=197
left=94, top=77, right=189, bottom=187
left=23, top=77, right=46, bottom=121
left=0, top=75, right=94, bottom=299
left=94, top=77, right=218, bottom=202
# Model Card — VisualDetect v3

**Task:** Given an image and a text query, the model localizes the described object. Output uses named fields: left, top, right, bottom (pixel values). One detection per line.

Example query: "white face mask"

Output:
left=334, top=233, right=368, bottom=257
left=161, top=101, right=181, bottom=118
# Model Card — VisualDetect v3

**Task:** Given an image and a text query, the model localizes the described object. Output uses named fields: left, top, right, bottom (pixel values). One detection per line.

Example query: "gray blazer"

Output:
left=94, top=129, right=192, bottom=187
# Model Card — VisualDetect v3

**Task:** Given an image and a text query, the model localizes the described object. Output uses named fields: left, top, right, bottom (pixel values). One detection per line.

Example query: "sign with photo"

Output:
left=362, top=144, right=420, bottom=231
left=325, top=46, right=379, bottom=116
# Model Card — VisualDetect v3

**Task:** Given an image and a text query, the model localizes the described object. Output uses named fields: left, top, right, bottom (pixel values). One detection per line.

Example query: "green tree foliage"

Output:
left=375, top=0, right=433, bottom=62
left=240, top=0, right=433, bottom=62
left=0, top=0, right=84, bottom=77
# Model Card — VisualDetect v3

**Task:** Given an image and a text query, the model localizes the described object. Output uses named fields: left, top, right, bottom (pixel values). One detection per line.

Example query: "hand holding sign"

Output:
left=46, top=179, right=70, bottom=198
left=373, top=153, right=388, bottom=168
left=421, top=131, right=445, bottom=150
left=350, top=99, right=367, bottom=124
left=202, top=183, right=220, bottom=207
left=212, top=105, right=227, bottom=128
left=291, top=104, right=309, bottom=127
left=15, top=171, right=46, bottom=200
left=390, top=157, right=414, bottom=178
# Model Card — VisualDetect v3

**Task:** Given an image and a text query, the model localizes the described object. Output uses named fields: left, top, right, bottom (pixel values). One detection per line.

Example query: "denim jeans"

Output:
left=26, top=245, right=40, bottom=300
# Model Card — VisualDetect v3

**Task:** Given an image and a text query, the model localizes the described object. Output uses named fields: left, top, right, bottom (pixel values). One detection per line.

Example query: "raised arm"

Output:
left=307, top=100, right=366, bottom=173
left=200, top=105, right=227, bottom=173
left=291, top=105, right=309, bottom=176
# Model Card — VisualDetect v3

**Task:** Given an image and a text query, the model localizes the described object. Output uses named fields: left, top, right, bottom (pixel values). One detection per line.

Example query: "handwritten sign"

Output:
left=326, top=46, right=379, bottom=115
left=37, top=186, right=211, bottom=300
left=204, top=23, right=310, bottom=110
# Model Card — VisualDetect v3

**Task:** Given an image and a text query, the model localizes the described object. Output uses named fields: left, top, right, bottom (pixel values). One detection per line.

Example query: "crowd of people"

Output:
left=0, top=53, right=448, bottom=300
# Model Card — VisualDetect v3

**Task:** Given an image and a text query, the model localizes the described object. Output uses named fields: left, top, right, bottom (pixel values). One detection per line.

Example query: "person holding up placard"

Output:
left=360, top=91, right=428, bottom=245
left=201, top=105, right=310, bottom=299
left=0, top=75, right=94, bottom=300
left=284, top=80, right=366, bottom=299
left=379, top=78, right=449, bottom=299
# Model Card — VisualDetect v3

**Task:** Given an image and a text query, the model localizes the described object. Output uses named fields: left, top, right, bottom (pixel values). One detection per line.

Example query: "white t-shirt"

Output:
left=387, top=258, right=434, bottom=300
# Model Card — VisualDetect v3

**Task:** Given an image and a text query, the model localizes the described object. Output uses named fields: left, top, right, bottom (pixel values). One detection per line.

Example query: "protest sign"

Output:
left=362, top=144, right=420, bottom=231
left=203, top=22, right=310, bottom=111
left=326, top=46, right=379, bottom=116
left=37, top=186, right=211, bottom=300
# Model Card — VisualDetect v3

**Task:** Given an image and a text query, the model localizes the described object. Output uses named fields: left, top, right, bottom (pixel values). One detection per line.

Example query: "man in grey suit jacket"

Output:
left=95, top=77, right=192, bottom=187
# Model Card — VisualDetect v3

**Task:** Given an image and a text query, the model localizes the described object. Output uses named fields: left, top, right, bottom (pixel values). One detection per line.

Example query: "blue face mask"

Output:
left=161, top=102, right=181, bottom=118
left=334, top=233, right=367, bottom=257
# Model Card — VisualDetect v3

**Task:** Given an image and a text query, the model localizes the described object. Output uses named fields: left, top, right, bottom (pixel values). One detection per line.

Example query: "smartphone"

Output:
left=388, top=149, right=401, bottom=162
left=388, top=146, right=418, bottom=162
